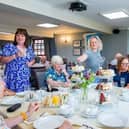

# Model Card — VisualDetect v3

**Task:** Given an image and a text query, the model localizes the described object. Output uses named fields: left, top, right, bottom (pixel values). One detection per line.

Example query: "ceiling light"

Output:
left=102, top=11, right=129, bottom=19
left=0, top=32, right=12, bottom=35
left=37, top=23, right=58, bottom=28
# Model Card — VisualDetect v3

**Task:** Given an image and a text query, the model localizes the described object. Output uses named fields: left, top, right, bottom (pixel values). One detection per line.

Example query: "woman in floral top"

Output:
left=1, top=28, right=35, bottom=92
left=45, top=55, right=71, bottom=91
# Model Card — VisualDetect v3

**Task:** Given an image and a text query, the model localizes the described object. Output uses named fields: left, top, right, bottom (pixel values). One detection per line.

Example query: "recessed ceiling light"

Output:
left=101, top=11, right=129, bottom=19
left=0, top=32, right=12, bottom=35
left=37, top=23, right=58, bottom=28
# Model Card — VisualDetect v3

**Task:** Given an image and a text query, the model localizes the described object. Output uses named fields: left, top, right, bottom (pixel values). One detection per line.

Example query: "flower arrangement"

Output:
left=79, top=72, right=95, bottom=88
left=79, top=72, right=95, bottom=100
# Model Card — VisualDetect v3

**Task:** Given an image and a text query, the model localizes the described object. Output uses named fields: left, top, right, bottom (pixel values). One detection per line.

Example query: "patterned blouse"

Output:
left=2, top=43, right=35, bottom=92
left=45, top=67, right=67, bottom=82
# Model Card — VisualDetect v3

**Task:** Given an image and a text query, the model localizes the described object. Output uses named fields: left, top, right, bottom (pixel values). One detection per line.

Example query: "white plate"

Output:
left=33, top=115, right=65, bottom=129
left=16, top=92, right=27, bottom=97
left=81, top=106, right=98, bottom=118
left=98, top=112, right=128, bottom=128
left=0, top=96, right=23, bottom=105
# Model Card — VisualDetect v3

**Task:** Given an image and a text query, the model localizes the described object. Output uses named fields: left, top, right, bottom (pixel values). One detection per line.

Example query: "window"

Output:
left=33, top=39, right=45, bottom=56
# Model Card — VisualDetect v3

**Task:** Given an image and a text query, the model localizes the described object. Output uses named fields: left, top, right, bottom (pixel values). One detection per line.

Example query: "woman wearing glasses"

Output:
left=113, top=56, right=129, bottom=87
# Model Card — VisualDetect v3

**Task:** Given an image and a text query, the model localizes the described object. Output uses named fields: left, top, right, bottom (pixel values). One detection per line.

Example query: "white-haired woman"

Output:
left=45, top=55, right=71, bottom=91
left=77, top=36, right=104, bottom=73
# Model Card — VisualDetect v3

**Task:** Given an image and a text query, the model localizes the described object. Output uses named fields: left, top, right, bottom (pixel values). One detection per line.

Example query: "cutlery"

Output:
left=24, top=112, right=47, bottom=124
left=82, top=124, right=94, bottom=129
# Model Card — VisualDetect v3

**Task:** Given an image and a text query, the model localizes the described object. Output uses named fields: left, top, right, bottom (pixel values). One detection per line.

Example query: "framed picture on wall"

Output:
left=73, top=48, right=82, bottom=56
left=73, top=40, right=81, bottom=47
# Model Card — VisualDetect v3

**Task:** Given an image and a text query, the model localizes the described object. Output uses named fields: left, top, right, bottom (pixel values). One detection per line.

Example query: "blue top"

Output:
left=2, top=43, right=35, bottom=92
left=45, top=67, right=67, bottom=82
left=113, top=71, right=129, bottom=87
left=85, top=50, right=104, bottom=73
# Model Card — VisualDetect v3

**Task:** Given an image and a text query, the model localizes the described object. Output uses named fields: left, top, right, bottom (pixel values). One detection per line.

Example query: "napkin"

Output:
left=68, top=116, right=100, bottom=129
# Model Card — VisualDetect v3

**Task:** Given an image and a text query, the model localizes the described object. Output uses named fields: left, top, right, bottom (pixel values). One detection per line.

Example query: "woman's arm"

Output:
left=5, top=115, right=24, bottom=128
left=77, top=54, right=88, bottom=63
left=5, top=102, right=39, bottom=128
left=47, top=78, right=65, bottom=88
left=1, top=54, right=16, bottom=63
left=47, top=78, right=71, bottom=90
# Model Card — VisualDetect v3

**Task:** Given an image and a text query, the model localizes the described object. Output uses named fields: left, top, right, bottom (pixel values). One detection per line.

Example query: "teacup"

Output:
left=58, top=104, right=74, bottom=117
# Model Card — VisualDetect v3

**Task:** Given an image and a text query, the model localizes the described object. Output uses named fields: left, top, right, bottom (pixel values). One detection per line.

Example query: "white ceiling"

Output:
left=44, top=0, right=129, bottom=28
left=0, top=0, right=129, bottom=37
left=0, top=3, right=88, bottom=37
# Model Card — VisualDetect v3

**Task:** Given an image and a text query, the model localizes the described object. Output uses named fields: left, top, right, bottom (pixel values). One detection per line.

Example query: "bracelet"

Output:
left=20, top=112, right=28, bottom=121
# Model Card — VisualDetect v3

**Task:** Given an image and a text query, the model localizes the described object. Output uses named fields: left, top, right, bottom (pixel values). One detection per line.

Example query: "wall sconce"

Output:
left=61, top=34, right=71, bottom=44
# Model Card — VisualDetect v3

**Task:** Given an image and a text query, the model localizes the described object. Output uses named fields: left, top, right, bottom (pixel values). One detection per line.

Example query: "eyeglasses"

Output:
left=121, top=63, right=129, bottom=66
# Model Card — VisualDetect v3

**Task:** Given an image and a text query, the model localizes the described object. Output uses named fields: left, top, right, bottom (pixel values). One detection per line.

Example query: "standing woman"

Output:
left=77, top=36, right=104, bottom=73
left=1, top=28, right=35, bottom=92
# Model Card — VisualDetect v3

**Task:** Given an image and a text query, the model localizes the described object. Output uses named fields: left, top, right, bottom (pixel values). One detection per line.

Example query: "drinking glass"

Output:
left=81, top=88, right=99, bottom=118
left=24, top=85, right=30, bottom=92
left=0, top=115, right=8, bottom=128
left=111, top=88, right=119, bottom=111
left=120, top=77, right=125, bottom=87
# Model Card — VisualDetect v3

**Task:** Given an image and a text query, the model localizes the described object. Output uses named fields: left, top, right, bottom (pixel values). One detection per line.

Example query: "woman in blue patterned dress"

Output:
left=1, top=28, right=35, bottom=92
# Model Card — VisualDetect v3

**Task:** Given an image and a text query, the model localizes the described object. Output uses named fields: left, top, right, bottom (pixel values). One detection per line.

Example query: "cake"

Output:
left=96, top=69, right=115, bottom=77
left=96, top=82, right=112, bottom=90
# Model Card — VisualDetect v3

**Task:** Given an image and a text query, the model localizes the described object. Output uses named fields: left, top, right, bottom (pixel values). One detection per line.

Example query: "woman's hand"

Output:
left=16, top=50, right=25, bottom=57
left=63, top=82, right=71, bottom=87
left=0, top=80, right=5, bottom=98
left=26, top=59, right=35, bottom=67
left=58, top=120, right=73, bottom=129
left=26, top=62, right=32, bottom=67
left=26, top=102, right=39, bottom=117
left=4, top=89, right=16, bottom=96
left=125, top=84, right=129, bottom=88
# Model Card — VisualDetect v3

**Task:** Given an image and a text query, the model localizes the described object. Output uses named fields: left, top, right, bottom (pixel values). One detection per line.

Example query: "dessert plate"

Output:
left=0, top=96, right=23, bottom=105
left=98, top=111, right=128, bottom=128
left=33, top=115, right=65, bottom=129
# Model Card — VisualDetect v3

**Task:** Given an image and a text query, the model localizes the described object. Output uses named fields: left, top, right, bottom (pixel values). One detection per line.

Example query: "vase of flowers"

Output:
left=79, top=72, right=95, bottom=103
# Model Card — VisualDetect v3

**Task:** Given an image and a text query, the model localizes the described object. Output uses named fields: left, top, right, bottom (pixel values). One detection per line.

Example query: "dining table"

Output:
left=0, top=85, right=129, bottom=129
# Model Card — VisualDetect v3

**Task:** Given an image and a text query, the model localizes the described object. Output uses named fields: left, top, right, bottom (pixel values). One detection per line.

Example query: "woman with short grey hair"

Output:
left=45, top=55, right=71, bottom=91
left=51, top=55, right=63, bottom=66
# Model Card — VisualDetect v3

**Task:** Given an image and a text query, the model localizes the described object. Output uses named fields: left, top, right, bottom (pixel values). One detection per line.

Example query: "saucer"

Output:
left=58, top=104, right=74, bottom=117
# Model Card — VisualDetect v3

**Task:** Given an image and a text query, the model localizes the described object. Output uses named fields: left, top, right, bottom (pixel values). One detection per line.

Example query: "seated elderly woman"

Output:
left=45, top=55, right=71, bottom=91
left=113, top=56, right=129, bottom=88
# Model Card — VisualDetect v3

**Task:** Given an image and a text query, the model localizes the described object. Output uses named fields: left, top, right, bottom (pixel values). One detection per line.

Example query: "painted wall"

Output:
left=55, top=33, right=85, bottom=63
left=102, top=30, right=128, bottom=66
left=0, top=34, right=14, bottom=41
left=55, top=30, right=129, bottom=67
